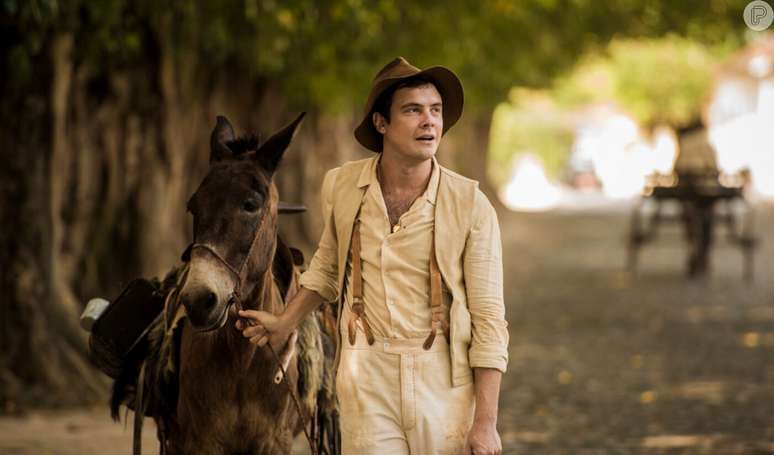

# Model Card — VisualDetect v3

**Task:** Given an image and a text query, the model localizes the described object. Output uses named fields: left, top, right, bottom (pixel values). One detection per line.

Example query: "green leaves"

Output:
left=3, top=0, right=746, bottom=118
left=555, top=36, right=722, bottom=128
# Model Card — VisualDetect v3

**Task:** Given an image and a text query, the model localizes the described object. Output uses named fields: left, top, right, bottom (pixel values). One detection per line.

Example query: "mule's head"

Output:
left=179, top=113, right=305, bottom=331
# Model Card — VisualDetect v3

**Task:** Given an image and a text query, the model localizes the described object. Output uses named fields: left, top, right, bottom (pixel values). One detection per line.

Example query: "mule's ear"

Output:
left=255, top=112, right=306, bottom=174
left=210, top=115, right=236, bottom=163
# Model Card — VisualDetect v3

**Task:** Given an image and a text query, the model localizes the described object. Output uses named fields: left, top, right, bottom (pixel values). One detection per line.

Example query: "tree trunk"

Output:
left=1, top=33, right=107, bottom=411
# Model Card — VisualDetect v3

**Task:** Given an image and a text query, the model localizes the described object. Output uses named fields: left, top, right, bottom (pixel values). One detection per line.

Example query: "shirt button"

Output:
left=392, top=224, right=402, bottom=233
left=384, top=342, right=390, bottom=349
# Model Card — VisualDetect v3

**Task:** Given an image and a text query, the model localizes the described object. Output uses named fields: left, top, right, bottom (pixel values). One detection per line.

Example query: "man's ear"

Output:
left=372, top=112, right=387, bottom=134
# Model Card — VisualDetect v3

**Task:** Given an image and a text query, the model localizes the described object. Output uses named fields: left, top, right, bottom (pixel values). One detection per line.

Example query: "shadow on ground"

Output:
left=499, top=202, right=774, bottom=454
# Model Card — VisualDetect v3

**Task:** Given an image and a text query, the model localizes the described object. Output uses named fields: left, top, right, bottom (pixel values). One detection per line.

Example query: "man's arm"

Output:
left=463, top=189, right=509, bottom=372
left=463, top=189, right=508, bottom=454
left=466, top=368, right=503, bottom=454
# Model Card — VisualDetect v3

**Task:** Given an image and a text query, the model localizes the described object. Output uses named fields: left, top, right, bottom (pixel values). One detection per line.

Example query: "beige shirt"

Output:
left=338, top=155, right=451, bottom=339
left=299, top=155, right=508, bottom=383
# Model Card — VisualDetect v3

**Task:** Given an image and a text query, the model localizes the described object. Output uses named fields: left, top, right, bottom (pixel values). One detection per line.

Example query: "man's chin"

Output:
left=384, top=143, right=438, bottom=162
left=409, top=145, right=439, bottom=160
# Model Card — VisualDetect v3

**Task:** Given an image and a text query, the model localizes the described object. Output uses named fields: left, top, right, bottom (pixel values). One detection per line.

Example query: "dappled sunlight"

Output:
left=669, top=381, right=726, bottom=404
left=492, top=36, right=774, bottom=213
left=708, top=41, right=774, bottom=199
left=575, top=113, right=678, bottom=199
left=499, top=155, right=561, bottom=211
left=709, top=110, right=774, bottom=198
left=576, top=114, right=642, bottom=198
left=641, top=434, right=721, bottom=450
left=495, top=102, right=681, bottom=211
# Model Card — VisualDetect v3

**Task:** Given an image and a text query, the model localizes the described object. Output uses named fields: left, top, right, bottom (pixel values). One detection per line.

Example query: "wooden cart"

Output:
left=627, top=126, right=758, bottom=280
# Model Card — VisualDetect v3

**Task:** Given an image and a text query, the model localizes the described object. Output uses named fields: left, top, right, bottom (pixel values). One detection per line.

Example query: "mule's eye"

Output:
left=242, top=199, right=259, bottom=213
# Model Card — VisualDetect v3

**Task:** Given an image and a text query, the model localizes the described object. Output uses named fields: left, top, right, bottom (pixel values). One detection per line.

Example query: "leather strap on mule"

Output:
left=347, top=221, right=375, bottom=345
left=133, top=361, right=147, bottom=455
left=188, top=202, right=269, bottom=310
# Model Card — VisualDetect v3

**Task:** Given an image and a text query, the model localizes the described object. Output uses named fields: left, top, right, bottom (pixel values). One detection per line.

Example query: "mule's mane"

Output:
left=226, top=134, right=260, bottom=156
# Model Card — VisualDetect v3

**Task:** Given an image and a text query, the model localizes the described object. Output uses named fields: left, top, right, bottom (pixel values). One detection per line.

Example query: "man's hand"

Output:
left=466, top=367, right=503, bottom=454
left=465, top=419, right=502, bottom=455
left=235, top=310, right=294, bottom=351
left=235, top=287, right=326, bottom=351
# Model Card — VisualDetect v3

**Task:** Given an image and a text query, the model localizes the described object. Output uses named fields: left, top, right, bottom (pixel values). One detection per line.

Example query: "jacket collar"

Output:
left=357, top=154, right=440, bottom=205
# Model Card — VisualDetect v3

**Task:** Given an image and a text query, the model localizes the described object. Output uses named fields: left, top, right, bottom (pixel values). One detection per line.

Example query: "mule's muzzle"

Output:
left=180, top=285, right=228, bottom=332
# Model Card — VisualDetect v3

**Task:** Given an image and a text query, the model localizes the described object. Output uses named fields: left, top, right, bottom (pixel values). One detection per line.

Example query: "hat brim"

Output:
left=354, top=66, right=464, bottom=153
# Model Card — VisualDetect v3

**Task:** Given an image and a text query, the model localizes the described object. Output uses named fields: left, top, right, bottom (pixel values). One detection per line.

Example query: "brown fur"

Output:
left=109, top=114, right=339, bottom=455
left=171, top=114, right=305, bottom=454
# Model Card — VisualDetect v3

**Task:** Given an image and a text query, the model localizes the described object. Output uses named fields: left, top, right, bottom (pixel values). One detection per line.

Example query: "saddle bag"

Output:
left=88, top=278, right=166, bottom=379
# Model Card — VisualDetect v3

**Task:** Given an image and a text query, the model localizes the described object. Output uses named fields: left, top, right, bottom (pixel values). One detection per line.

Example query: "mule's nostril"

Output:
left=205, top=292, right=217, bottom=309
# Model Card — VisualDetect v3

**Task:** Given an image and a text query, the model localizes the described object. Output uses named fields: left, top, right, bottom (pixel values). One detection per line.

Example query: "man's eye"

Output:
left=242, top=199, right=259, bottom=212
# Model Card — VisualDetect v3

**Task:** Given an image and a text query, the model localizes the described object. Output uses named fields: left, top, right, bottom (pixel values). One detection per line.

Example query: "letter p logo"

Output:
left=752, top=6, right=767, bottom=24
left=745, top=1, right=774, bottom=30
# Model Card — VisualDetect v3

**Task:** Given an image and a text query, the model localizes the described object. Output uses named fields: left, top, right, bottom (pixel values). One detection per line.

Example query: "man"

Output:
left=237, top=57, right=508, bottom=454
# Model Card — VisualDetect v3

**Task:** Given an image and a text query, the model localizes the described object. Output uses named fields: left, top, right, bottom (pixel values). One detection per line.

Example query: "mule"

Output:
left=118, top=113, right=337, bottom=455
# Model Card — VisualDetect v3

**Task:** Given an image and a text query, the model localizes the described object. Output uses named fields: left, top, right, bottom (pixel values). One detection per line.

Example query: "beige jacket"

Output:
left=299, top=155, right=508, bottom=386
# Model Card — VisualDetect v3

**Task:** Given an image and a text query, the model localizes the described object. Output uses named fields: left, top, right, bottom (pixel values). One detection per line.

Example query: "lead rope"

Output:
left=236, top=298, right=318, bottom=455
left=132, top=361, right=147, bottom=455
left=268, top=343, right=318, bottom=455
left=188, top=208, right=318, bottom=454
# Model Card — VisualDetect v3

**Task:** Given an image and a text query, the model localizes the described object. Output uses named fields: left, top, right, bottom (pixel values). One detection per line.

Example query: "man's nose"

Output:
left=420, top=109, right=437, bottom=127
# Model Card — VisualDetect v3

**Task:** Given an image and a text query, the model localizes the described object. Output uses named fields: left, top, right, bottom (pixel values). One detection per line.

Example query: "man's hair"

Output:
left=372, top=75, right=438, bottom=124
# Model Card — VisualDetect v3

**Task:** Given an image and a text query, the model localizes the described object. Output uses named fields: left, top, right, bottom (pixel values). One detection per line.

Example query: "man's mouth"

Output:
left=416, top=135, right=435, bottom=142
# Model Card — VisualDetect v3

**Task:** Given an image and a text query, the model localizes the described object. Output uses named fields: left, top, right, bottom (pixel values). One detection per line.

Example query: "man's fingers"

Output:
left=250, top=334, right=269, bottom=347
left=238, top=309, right=269, bottom=324
left=241, top=324, right=265, bottom=338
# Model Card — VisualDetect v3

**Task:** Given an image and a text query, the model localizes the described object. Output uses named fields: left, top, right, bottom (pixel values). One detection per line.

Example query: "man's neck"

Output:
left=377, top=150, right=433, bottom=196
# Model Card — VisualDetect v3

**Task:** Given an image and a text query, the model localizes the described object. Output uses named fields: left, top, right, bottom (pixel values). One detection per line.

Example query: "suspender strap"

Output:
left=423, top=236, right=450, bottom=350
left=346, top=219, right=450, bottom=350
left=347, top=221, right=375, bottom=345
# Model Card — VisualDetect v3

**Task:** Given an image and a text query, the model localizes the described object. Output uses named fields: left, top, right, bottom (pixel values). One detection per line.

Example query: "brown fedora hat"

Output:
left=354, top=57, right=464, bottom=152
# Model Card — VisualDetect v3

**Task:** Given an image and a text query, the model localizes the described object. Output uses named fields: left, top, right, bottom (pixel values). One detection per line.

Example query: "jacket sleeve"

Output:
left=298, top=168, right=340, bottom=303
left=463, top=189, right=509, bottom=373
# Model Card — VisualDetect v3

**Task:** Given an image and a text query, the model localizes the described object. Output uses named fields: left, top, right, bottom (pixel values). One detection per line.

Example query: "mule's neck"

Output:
left=242, top=269, right=279, bottom=313
left=240, top=236, right=279, bottom=312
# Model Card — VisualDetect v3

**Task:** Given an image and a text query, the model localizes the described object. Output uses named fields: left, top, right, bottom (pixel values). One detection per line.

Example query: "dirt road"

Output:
left=2, top=202, right=773, bottom=454
left=498, top=202, right=774, bottom=453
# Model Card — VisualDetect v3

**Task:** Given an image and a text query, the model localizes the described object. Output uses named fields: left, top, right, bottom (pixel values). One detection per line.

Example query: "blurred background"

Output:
left=1, top=0, right=773, bottom=453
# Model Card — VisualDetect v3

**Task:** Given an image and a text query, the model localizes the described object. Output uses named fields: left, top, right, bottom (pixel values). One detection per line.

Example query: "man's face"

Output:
left=374, top=83, right=443, bottom=162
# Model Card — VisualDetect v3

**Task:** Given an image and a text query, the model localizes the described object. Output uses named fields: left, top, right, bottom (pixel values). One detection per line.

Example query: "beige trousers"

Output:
left=336, top=335, right=475, bottom=454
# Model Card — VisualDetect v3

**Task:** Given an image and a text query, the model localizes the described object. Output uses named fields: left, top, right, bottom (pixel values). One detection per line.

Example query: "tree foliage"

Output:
left=3, top=0, right=748, bottom=114
left=490, top=34, right=738, bottom=181
left=554, top=36, right=732, bottom=127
